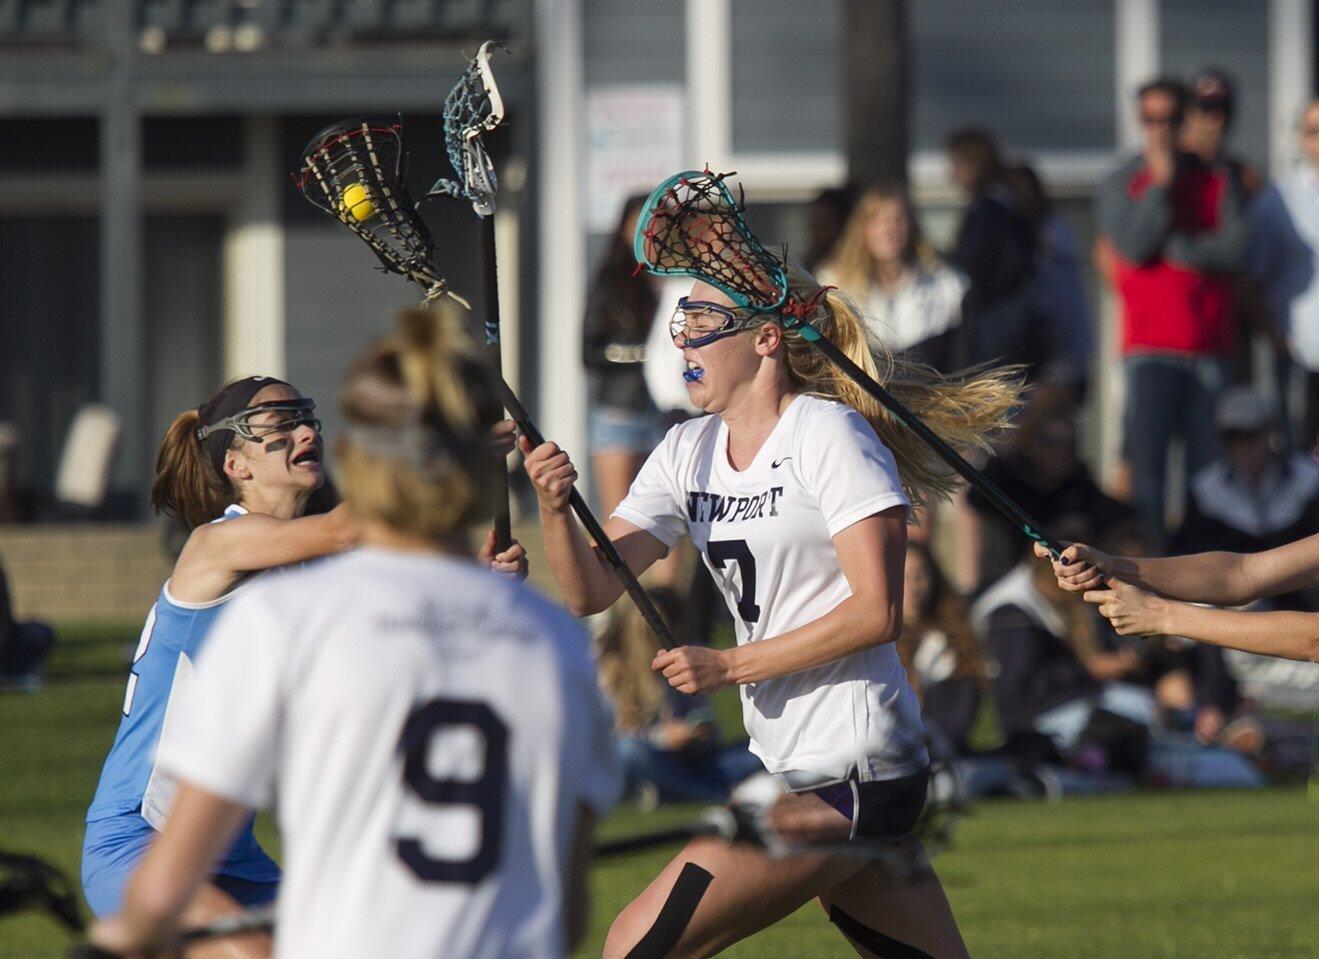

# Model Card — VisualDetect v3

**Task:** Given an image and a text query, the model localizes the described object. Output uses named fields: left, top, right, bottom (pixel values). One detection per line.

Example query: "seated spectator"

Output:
left=818, top=184, right=967, bottom=372
left=971, top=515, right=1154, bottom=777
left=595, top=588, right=762, bottom=809
left=0, top=552, right=55, bottom=690
left=898, top=542, right=988, bottom=755
left=1173, top=386, right=1319, bottom=611
left=967, top=389, right=1134, bottom=592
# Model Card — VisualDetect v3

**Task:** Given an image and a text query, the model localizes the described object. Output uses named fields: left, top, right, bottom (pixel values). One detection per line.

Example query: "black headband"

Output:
left=197, top=376, right=294, bottom=476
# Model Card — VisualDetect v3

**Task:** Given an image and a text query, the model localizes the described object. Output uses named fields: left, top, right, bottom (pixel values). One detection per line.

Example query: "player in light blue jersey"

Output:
left=81, top=372, right=526, bottom=956
left=81, top=374, right=349, bottom=950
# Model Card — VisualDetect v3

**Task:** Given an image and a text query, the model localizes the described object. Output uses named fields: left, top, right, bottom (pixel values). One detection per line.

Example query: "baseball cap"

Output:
left=1191, top=69, right=1235, bottom=115
left=1215, top=386, right=1272, bottom=434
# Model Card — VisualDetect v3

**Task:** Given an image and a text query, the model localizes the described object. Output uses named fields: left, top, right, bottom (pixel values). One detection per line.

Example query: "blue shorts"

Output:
left=82, top=812, right=280, bottom=918
left=587, top=405, right=665, bottom=455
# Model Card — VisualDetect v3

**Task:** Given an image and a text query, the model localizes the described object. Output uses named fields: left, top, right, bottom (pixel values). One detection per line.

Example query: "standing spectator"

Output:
left=595, top=588, right=762, bottom=807
left=1248, top=98, right=1319, bottom=450
left=803, top=185, right=858, bottom=272
left=1173, top=386, right=1319, bottom=610
left=946, top=129, right=1037, bottom=370
left=582, top=195, right=666, bottom=518
left=1182, top=69, right=1263, bottom=198
left=818, top=184, right=968, bottom=371
left=1010, top=164, right=1094, bottom=399
left=1096, top=78, right=1247, bottom=549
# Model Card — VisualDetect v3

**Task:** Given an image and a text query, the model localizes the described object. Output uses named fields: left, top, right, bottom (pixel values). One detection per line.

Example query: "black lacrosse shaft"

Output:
left=804, top=333, right=1063, bottom=557
left=486, top=374, right=676, bottom=650
left=478, top=215, right=514, bottom=553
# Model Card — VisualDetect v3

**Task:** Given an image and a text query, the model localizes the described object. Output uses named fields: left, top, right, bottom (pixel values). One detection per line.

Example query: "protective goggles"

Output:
left=669, top=297, right=763, bottom=348
left=196, top=398, right=321, bottom=444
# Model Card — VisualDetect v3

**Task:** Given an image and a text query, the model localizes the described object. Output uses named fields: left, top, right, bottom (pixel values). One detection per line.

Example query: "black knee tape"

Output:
left=828, top=905, right=935, bottom=959
left=625, top=862, right=714, bottom=959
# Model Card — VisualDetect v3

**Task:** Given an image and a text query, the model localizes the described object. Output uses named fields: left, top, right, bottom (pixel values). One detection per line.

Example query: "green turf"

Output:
left=3, top=639, right=1317, bottom=958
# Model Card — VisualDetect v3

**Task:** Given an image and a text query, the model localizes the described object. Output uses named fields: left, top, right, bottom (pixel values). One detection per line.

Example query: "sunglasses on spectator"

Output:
left=1140, top=112, right=1178, bottom=127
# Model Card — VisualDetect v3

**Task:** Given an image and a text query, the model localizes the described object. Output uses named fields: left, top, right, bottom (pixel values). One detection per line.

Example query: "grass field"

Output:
left=2, top=629, right=1317, bottom=958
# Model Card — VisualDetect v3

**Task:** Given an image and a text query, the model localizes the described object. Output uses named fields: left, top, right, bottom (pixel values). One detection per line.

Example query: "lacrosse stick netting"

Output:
left=427, top=40, right=506, bottom=216
left=296, top=118, right=456, bottom=302
left=633, top=169, right=794, bottom=317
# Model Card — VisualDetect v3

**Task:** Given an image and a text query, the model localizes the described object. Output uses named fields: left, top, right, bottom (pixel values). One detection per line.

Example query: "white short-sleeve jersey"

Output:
left=615, top=394, right=927, bottom=784
left=157, top=548, right=620, bottom=959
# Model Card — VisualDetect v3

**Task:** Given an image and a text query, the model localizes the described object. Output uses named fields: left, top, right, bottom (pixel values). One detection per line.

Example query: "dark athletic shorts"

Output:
left=803, top=768, right=929, bottom=842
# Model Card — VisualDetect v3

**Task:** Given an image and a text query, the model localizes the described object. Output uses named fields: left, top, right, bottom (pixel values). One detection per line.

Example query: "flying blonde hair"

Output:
left=778, top=259, right=1023, bottom=511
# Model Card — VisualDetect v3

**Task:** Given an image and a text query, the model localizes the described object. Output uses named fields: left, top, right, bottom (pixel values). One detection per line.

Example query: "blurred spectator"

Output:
left=1182, top=68, right=1263, bottom=198
left=595, top=588, right=762, bottom=808
left=1247, top=97, right=1319, bottom=450
left=1096, top=77, right=1247, bottom=549
left=583, top=194, right=666, bottom=518
left=1009, top=164, right=1094, bottom=399
left=1172, top=386, right=1319, bottom=610
left=803, top=185, right=858, bottom=272
left=818, top=184, right=967, bottom=371
left=0, top=553, right=55, bottom=690
left=897, top=542, right=988, bottom=754
left=945, top=129, right=1038, bottom=371
left=972, top=516, right=1153, bottom=774
left=967, top=389, right=1133, bottom=592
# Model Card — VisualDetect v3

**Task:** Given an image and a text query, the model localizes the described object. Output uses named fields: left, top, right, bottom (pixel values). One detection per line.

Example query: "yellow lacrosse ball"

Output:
left=340, top=182, right=376, bottom=222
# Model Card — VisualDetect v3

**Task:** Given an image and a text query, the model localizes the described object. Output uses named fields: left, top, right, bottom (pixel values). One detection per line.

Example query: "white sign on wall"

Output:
left=585, top=84, right=685, bottom=234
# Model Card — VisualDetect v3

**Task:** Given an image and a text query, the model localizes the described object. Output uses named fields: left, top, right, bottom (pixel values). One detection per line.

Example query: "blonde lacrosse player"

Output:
left=521, top=260, right=1020, bottom=958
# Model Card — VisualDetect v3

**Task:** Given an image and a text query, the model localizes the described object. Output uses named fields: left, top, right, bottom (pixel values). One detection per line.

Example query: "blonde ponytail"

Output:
left=780, top=260, right=1024, bottom=511
left=337, top=301, right=500, bottom=542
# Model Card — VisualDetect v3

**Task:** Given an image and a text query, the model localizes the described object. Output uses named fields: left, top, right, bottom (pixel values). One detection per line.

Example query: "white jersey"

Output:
left=157, top=548, right=620, bottom=959
left=615, top=394, right=928, bottom=784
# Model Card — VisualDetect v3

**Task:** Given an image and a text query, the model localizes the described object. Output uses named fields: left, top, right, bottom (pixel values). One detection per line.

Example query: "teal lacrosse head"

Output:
left=633, top=170, right=789, bottom=314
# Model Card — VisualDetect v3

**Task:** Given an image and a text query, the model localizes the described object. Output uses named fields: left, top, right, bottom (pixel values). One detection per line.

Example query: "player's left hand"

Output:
left=1083, top=580, right=1170, bottom=637
left=652, top=645, right=733, bottom=694
left=477, top=529, right=529, bottom=581
left=490, top=419, right=518, bottom=456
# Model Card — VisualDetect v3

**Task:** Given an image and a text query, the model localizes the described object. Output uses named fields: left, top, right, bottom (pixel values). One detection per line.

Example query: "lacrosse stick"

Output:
left=0, top=851, right=85, bottom=933
left=634, top=169, right=1063, bottom=558
left=425, top=40, right=513, bottom=552
left=68, top=907, right=274, bottom=958
left=296, top=121, right=677, bottom=651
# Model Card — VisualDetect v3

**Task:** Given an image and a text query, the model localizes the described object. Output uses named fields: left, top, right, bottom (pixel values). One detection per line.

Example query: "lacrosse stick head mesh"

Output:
left=634, top=170, right=790, bottom=315
left=295, top=117, right=450, bottom=298
left=428, top=40, right=506, bottom=217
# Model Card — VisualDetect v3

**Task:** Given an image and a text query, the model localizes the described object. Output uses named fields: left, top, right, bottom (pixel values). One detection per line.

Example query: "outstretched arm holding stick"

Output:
left=1035, top=536, right=1319, bottom=662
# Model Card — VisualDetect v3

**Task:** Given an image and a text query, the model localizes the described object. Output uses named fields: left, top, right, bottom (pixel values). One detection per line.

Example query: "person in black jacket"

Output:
left=968, top=388, right=1135, bottom=591
left=946, top=129, right=1038, bottom=371
left=582, top=195, right=666, bottom=518
left=1173, top=386, right=1319, bottom=611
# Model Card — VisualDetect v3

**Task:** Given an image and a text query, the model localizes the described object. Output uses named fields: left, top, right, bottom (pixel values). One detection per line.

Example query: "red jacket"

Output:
left=1098, top=155, right=1245, bottom=357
